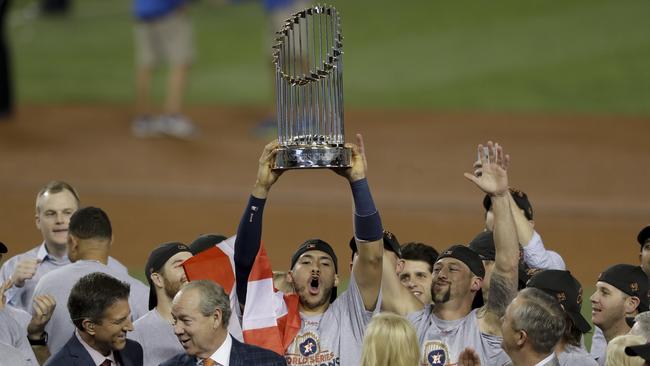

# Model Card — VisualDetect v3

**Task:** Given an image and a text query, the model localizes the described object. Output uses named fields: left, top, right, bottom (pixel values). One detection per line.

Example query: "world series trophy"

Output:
left=272, top=4, right=350, bottom=169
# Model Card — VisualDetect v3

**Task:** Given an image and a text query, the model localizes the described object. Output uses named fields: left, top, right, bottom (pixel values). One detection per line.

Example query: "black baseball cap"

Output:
left=468, top=231, right=530, bottom=290
left=0, top=241, right=7, bottom=254
left=145, top=242, right=192, bottom=310
left=291, top=239, right=338, bottom=303
left=349, top=230, right=402, bottom=258
left=483, top=188, right=533, bottom=221
left=638, top=226, right=650, bottom=247
left=189, top=234, right=227, bottom=255
left=626, top=343, right=650, bottom=361
left=438, top=245, right=485, bottom=279
left=527, top=270, right=591, bottom=334
left=598, top=264, right=650, bottom=312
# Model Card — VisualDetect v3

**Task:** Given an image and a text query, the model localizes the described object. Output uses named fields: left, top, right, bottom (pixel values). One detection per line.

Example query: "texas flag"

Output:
left=182, top=236, right=300, bottom=355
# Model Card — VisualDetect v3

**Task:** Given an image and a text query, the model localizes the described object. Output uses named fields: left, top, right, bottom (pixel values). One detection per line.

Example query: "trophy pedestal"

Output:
left=274, top=145, right=351, bottom=169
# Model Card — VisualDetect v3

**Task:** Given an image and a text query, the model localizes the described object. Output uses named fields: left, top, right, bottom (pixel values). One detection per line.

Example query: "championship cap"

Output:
left=598, top=264, right=650, bottom=312
left=189, top=234, right=227, bottom=255
left=145, top=242, right=192, bottom=310
left=468, top=231, right=531, bottom=290
left=483, top=188, right=533, bottom=221
left=348, top=230, right=402, bottom=258
left=526, top=270, right=591, bottom=333
left=638, top=226, right=650, bottom=247
left=0, top=241, right=7, bottom=254
left=291, top=239, right=338, bottom=303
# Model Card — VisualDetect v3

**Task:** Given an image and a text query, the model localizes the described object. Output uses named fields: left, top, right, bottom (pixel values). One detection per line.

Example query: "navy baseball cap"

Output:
left=0, top=241, right=7, bottom=254
left=189, top=234, right=227, bottom=255
left=483, top=188, right=533, bottom=221
left=145, top=242, right=192, bottom=310
left=598, top=264, right=650, bottom=312
left=468, top=231, right=495, bottom=261
left=638, top=226, right=650, bottom=247
left=291, top=239, right=338, bottom=303
left=527, top=270, right=591, bottom=334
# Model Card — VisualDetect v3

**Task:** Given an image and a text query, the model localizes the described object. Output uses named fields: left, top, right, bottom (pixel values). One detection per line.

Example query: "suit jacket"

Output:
left=44, top=334, right=143, bottom=366
left=160, top=337, right=286, bottom=366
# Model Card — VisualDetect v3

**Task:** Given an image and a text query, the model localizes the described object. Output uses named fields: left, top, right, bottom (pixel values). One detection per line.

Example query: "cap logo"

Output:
left=556, top=292, right=566, bottom=303
left=307, top=244, right=316, bottom=249
left=631, top=282, right=639, bottom=293
left=443, top=250, right=452, bottom=256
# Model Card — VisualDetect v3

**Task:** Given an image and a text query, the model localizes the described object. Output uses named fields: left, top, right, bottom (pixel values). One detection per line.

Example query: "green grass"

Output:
left=10, top=0, right=650, bottom=115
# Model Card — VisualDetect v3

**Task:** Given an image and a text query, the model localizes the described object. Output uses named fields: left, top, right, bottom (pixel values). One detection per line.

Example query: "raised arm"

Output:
left=380, top=251, right=425, bottom=315
left=464, top=142, right=518, bottom=335
left=234, top=141, right=283, bottom=307
left=336, top=134, right=384, bottom=311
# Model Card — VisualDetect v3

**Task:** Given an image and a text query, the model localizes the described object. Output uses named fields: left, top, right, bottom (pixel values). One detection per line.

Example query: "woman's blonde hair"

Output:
left=605, top=334, right=646, bottom=366
left=360, top=313, right=420, bottom=366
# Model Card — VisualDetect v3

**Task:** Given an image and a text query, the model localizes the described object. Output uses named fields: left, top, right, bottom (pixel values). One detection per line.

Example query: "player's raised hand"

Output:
left=253, top=140, right=284, bottom=199
left=332, top=133, right=367, bottom=182
left=464, top=141, right=509, bottom=197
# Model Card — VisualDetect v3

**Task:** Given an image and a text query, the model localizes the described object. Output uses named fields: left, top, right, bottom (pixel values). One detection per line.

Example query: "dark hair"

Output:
left=36, top=181, right=80, bottom=212
left=68, top=272, right=130, bottom=330
left=69, top=207, right=112, bottom=240
left=401, top=242, right=439, bottom=272
left=563, top=312, right=582, bottom=347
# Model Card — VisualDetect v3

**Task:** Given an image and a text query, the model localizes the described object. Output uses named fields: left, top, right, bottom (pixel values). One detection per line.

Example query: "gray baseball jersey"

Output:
left=590, top=326, right=606, bottom=366
left=408, top=305, right=511, bottom=366
left=0, top=305, right=38, bottom=366
left=0, top=341, right=29, bottom=366
left=283, top=274, right=378, bottom=366
left=129, top=308, right=184, bottom=366
left=558, top=344, right=598, bottom=366
left=0, top=243, right=128, bottom=311
left=32, top=259, right=149, bottom=355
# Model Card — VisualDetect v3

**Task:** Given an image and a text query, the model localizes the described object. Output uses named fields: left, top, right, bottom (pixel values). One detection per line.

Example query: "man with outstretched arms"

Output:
left=233, top=135, right=384, bottom=366
left=382, top=141, right=519, bottom=366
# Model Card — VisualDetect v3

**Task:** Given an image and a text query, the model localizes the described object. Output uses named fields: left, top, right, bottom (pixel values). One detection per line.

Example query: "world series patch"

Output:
left=285, top=331, right=339, bottom=366
left=421, top=340, right=450, bottom=366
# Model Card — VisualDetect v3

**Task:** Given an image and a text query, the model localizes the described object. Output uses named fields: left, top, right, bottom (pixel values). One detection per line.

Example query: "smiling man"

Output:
left=398, top=242, right=439, bottom=305
left=589, top=263, right=649, bottom=366
left=45, top=272, right=142, bottom=366
left=162, top=280, right=286, bottom=366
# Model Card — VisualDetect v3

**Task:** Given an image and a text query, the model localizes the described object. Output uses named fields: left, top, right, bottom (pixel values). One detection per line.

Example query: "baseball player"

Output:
left=382, top=141, right=519, bottom=366
left=233, top=135, right=384, bottom=366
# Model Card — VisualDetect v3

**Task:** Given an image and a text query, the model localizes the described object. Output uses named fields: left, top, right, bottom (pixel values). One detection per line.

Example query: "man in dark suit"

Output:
left=161, top=280, right=286, bottom=366
left=45, top=272, right=143, bottom=366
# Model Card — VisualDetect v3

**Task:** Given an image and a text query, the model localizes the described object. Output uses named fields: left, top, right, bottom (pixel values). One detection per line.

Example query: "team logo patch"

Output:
left=299, top=337, right=318, bottom=357
left=421, top=340, right=449, bottom=366
left=556, top=292, right=566, bottom=303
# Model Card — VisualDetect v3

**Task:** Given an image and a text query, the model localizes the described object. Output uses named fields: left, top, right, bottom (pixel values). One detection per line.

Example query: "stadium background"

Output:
left=1, top=0, right=650, bottom=347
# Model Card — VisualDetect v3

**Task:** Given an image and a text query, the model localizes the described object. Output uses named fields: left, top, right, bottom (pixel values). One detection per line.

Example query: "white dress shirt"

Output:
left=204, top=334, right=232, bottom=366
left=75, top=330, right=119, bottom=366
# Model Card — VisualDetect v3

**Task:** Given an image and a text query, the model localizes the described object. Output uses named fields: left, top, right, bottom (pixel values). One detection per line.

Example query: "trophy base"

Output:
left=274, top=145, right=351, bottom=169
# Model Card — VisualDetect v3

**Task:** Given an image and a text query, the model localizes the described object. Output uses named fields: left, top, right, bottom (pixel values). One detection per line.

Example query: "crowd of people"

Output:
left=1, top=136, right=649, bottom=366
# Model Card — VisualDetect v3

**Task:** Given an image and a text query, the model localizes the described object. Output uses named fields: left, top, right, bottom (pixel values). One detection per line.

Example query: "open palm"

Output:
left=464, top=141, right=509, bottom=196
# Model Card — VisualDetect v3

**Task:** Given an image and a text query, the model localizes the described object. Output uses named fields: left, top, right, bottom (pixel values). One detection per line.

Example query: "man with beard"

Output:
left=233, top=135, right=384, bottom=366
left=129, top=242, right=193, bottom=366
left=32, top=207, right=149, bottom=355
left=0, top=181, right=128, bottom=312
left=45, top=272, right=142, bottom=366
left=382, top=141, right=519, bottom=366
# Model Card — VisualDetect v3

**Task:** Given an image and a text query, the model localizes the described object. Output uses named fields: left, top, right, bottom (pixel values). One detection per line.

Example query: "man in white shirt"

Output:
left=501, top=288, right=565, bottom=366
left=161, top=280, right=286, bottom=366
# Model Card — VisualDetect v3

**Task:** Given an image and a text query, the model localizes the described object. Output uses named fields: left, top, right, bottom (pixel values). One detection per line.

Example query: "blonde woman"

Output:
left=605, top=334, right=646, bottom=366
left=360, top=313, right=419, bottom=366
